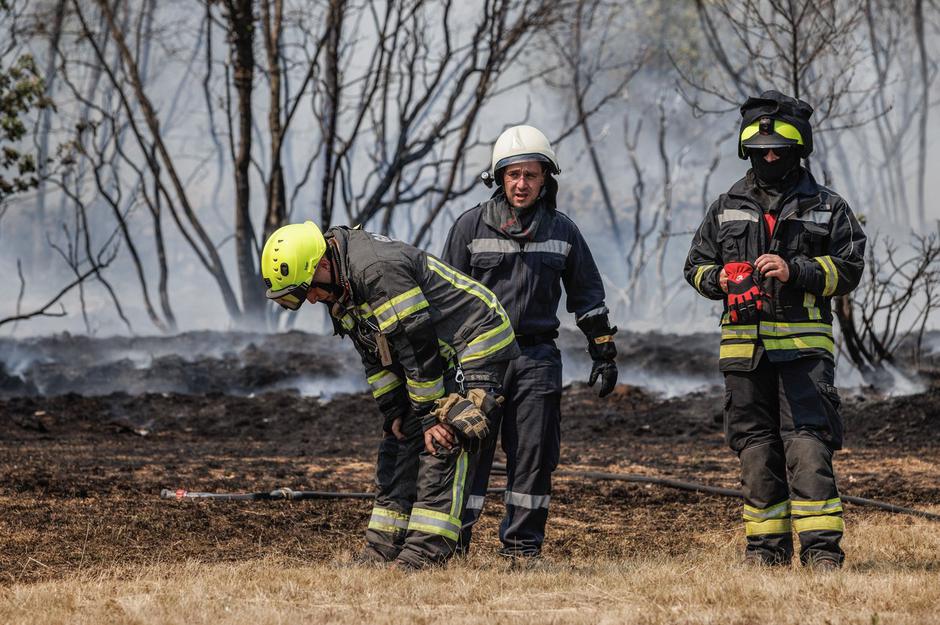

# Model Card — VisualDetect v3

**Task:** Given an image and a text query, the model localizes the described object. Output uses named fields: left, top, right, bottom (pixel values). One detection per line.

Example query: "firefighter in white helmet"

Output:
left=442, top=125, right=618, bottom=559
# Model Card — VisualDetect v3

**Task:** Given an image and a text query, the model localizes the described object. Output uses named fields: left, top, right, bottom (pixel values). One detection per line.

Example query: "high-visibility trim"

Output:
left=721, top=325, right=758, bottom=340
left=694, top=264, right=717, bottom=294
left=460, top=318, right=516, bottom=364
left=758, top=321, right=833, bottom=337
left=504, top=490, right=551, bottom=510
left=438, top=340, right=456, bottom=363
left=426, top=256, right=514, bottom=361
left=406, top=376, right=445, bottom=403
left=720, top=343, right=755, bottom=359
left=469, top=238, right=573, bottom=257
left=367, top=370, right=402, bottom=399
left=450, top=450, right=468, bottom=519
left=803, top=292, right=822, bottom=321
left=469, top=238, right=520, bottom=254
left=815, top=255, right=839, bottom=296
left=742, top=500, right=791, bottom=522
left=372, top=287, right=429, bottom=331
left=792, top=210, right=832, bottom=225
left=791, top=498, right=843, bottom=516
left=718, top=209, right=759, bottom=224
left=524, top=239, right=572, bottom=256
left=576, top=306, right=609, bottom=323
left=427, top=256, right=503, bottom=310
left=745, top=518, right=792, bottom=536
left=338, top=314, right=355, bottom=331
left=368, top=507, right=410, bottom=534
left=465, top=495, right=485, bottom=511
left=793, top=515, right=844, bottom=534
left=358, top=302, right=374, bottom=318
left=762, top=335, right=834, bottom=353
left=740, top=119, right=804, bottom=145
left=407, top=507, right=461, bottom=541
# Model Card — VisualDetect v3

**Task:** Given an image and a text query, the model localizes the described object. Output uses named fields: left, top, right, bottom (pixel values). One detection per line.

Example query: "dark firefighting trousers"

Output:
left=725, top=354, right=845, bottom=565
left=363, top=364, right=505, bottom=567
left=460, top=342, right=563, bottom=556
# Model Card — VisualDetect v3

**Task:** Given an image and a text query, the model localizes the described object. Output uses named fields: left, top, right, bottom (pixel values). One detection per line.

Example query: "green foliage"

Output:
left=0, top=53, right=52, bottom=201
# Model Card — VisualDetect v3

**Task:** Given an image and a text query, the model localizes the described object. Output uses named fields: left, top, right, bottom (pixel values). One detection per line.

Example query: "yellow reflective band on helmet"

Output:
left=793, top=515, right=844, bottom=534
left=740, top=119, right=804, bottom=145
left=791, top=498, right=843, bottom=517
left=407, top=507, right=461, bottom=541
left=745, top=518, right=792, bottom=536
left=815, top=255, right=839, bottom=296
left=261, top=221, right=327, bottom=300
left=762, top=335, right=834, bottom=353
left=743, top=500, right=791, bottom=522
left=720, top=343, right=755, bottom=359
left=406, top=376, right=445, bottom=403
left=694, top=264, right=717, bottom=294
left=373, top=287, right=430, bottom=331
left=367, top=370, right=402, bottom=399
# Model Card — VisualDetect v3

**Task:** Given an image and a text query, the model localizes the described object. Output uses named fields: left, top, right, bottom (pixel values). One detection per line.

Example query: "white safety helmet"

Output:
left=482, top=125, right=560, bottom=187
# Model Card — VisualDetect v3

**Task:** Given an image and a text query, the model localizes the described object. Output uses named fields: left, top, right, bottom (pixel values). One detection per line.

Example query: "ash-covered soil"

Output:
left=0, top=330, right=938, bottom=585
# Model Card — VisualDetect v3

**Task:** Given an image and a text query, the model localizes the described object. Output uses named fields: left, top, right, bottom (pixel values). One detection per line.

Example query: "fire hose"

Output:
left=162, top=463, right=940, bottom=522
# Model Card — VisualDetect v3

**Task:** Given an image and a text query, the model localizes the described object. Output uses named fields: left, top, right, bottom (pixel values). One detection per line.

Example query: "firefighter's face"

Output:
left=305, top=257, right=336, bottom=304
left=503, top=161, right=544, bottom=209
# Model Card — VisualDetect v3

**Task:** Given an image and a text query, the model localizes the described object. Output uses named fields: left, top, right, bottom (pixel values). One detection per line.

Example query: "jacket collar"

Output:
left=726, top=167, right=821, bottom=220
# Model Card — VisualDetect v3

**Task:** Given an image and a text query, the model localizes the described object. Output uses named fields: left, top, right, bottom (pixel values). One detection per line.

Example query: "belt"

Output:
left=515, top=332, right=558, bottom=347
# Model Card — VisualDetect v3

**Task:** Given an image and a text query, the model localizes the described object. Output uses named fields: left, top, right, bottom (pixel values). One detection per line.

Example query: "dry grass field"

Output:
left=2, top=332, right=939, bottom=624
left=2, top=512, right=940, bottom=625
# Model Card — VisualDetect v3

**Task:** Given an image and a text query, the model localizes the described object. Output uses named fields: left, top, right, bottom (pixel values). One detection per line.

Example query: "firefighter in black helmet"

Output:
left=684, top=91, right=867, bottom=569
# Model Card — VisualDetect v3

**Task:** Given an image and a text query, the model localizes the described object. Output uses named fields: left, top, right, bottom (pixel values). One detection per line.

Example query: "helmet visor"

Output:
left=266, top=283, right=309, bottom=311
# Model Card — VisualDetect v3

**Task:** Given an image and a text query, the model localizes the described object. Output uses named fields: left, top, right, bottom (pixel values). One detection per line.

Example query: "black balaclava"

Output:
left=749, top=148, right=801, bottom=186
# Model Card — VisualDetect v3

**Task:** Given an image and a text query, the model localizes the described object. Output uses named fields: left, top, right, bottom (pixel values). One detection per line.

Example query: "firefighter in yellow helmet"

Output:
left=684, top=91, right=867, bottom=569
left=261, top=221, right=519, bottom=568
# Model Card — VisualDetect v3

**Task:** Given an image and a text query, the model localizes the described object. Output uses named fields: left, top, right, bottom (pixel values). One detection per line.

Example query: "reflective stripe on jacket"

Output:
left=325, top=227, right=520, bottom=416
left=441, top=197, right=608, bottom=339
left=684, top=169, right=866, bottom=372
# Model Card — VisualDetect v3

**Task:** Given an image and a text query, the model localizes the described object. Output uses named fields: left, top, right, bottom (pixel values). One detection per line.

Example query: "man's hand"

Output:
left=391, top=417, right=405, bottom=441
left=588, top=359, right=618, bottom=398
left=755, top=254, right=790, bottom=282
left=719, top=267, right=729, bottom=293
left=424, top=423, right=457, bottom=454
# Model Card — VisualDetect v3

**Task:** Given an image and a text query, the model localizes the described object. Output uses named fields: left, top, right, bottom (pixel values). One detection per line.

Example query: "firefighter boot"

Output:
left=740, top=440, right=793, bottom=565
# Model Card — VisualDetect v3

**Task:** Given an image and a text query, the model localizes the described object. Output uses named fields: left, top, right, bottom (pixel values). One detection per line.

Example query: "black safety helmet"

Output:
left=738, top=90, right=814, bottom=159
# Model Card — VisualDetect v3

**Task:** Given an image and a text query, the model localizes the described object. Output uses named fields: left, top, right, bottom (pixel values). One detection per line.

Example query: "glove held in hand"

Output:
left=431, top=389, right=503, bottom=441
left=724, top=261, right=764, bottom=324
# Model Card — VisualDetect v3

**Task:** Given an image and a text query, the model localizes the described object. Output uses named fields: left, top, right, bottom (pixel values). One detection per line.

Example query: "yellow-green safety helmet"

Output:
left=260, top=221, right=327, bottom=310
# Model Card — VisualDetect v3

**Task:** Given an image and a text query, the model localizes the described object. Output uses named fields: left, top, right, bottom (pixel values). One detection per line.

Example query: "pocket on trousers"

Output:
left=817, top=382, right=844, bottom=449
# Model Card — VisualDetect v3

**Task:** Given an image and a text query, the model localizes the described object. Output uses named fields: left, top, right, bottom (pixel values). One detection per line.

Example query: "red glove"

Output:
left=724, top=262, right=763, bottom=324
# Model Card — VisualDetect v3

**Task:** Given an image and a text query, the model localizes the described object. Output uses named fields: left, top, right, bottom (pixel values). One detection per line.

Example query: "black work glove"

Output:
left=588, top=358, right=618, bottom=398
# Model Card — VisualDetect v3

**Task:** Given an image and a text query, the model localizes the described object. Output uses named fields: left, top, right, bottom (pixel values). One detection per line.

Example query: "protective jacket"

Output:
left=323, top=227, right=520, bottom=425
left=442, top=194, right=611, bottom=342
left=685, top=169, right=866, bottom=372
